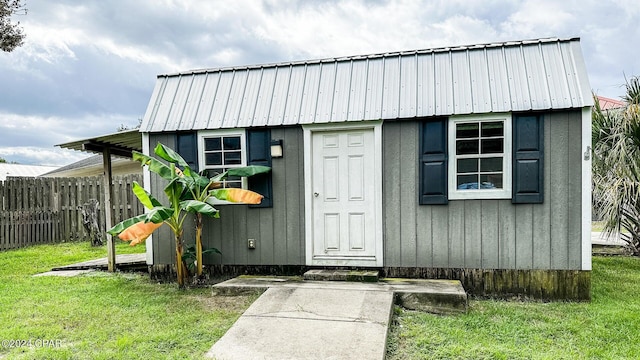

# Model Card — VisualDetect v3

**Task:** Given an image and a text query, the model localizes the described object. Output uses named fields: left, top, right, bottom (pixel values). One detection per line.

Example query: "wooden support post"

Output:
left=103, top=147, right=116, bottom=272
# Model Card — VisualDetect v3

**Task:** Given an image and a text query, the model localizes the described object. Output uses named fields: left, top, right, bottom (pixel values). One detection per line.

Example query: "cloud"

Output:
left=0, top=146, right=89, bottom=167
left=0, top=0, right=638, bottom=168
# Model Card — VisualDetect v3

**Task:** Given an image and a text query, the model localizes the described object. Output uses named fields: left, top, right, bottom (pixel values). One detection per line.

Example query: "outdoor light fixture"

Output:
left=270, top=139, right=283, bottom=158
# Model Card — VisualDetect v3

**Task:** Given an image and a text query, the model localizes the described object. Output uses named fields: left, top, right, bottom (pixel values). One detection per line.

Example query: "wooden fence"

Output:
left=0, top=175, right=144, bottom=251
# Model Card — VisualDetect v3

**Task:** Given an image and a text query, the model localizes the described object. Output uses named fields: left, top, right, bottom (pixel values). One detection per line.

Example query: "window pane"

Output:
left=205, top=153, right=222, bottom=166
left=457, top=174, right=478, bottom=189
left=481, top=121, right=504, bottom=137
left=223, top=136, right=241, bottom=150
left=456, top=140, right=479, bottom=155
left=457, top=158, right=478, bottom=174
left=481, top=139, right=503, bottom=154
left=225, top=181, right=242, bottom=188
left=224, top=151, right=242, bottom=165
left=480, top=157, right=503, bottom=172
left=205, top=138, right=221, bottom=151
left=456, top=123, right=479, bottom=138
left=206, top=167, right=225, bottom=178
left=481, top=174, right=503, bottom=189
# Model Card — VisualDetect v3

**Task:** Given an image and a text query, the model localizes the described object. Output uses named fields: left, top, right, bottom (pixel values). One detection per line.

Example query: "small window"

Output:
left=448, top=114, right=512, bottom=200
left=199, top=130, right=246, bottom=189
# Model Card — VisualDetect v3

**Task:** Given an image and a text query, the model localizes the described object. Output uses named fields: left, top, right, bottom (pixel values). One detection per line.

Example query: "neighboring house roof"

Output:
left=597, top=95, right=626, bottom=110
left=141, top=37, right=593, bottom=133
left=42, top=154, right=142, bottom=178
left=0, top=163, right=59, bottom=181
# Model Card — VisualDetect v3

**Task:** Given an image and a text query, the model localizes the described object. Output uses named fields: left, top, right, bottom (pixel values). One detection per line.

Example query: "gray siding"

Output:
left=382, top=110, right=583, bottom=270
left=150, top=127, right=305, bottom=266
left=149, top=110, right=583, bottom=271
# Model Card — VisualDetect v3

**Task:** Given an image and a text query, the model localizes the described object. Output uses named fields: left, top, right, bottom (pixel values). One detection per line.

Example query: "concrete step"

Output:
left=212, top=275, right=467, bottom=315
left=303, top=269, right=379, bottom=282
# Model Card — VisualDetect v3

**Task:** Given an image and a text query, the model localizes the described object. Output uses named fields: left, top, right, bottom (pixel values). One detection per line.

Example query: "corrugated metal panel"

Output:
left=141, top=38, right=593, bottom=132
left=315, top=62, right=337, bottom=123
left=208, top=71, right=234, bottom=129
left=364, top=57, right=384, bottom=120
left=253, top=67, right=276, bottom=126
left=268, top=66, right=291, bottom=126
left=282, top=65, right=307, bottom=125
left=468, top=48, right=492, bottom=113
left=522, top=43, right=551, bottom=109
left=331, top=61, right=352, bottom=122
left=166, top=76, right=192, bottom=131
left=504, top=45, right=531, bottom=110
left=237, top=69, right=262, bottom=127
left=222, top=69, right=248, bottom=128
left=382, top=56, right=400, bottom=119
left=435, top=51, right=454, bottom=115
left=452, top=50, right=473, bottom=114
left=179, top=74, right=207, bottom=130
left=190, top=72, right=217, bottom=130
left=417, top=53, right=435, bottom=116
left=347, top=59, right=368, bottom=120
left=486, top=47, right=511, bottom=112
left=399, top=54, right=417, bottom=118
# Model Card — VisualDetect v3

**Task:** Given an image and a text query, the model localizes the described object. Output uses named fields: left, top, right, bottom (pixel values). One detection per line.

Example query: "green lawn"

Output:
left=387, top=256, right=640, bottom=359
left=0, top=242, right=256, bottom=360
left=2, top=243, right=639, bottom=359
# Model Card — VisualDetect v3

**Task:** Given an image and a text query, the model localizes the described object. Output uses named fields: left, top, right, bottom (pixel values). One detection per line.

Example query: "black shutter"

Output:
left=176, top=132, right=198, bottom=170
left=512, top=114, right=544, bottom=204
left=246, top=129, right=272, bottom=208
left=419, top=118, right=448, bottom=205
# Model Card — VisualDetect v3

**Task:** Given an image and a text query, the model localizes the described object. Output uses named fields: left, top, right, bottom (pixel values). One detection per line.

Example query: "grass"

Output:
left=2, top=242, right=640, bottom=359
left=386, top=256, right=640, bottom=359
left=0, top=241, right=256, bottom=360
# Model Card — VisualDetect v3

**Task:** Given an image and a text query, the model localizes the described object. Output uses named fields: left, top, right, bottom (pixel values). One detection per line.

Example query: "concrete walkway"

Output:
left=207, top=285, right=394, bottom=360
left=50, top=253, right=146, bottom=271
left=206, top=277, right=467, bottom=359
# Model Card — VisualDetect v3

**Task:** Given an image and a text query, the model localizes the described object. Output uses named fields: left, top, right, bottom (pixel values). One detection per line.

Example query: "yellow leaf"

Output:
left=118, top=222, right=163, bottom=246
left=223, top=188, right=264, bottom=204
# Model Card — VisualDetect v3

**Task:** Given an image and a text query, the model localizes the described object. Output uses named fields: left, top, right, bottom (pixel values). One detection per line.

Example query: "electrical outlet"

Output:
left=248, top=238, right=256, bottom=249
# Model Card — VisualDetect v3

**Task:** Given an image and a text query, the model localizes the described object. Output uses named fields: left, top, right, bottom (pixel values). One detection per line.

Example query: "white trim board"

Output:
left=581, top=107, right=592, bottom=271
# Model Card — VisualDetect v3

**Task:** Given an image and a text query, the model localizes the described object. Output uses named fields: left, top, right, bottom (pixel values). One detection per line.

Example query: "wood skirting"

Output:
left=149, top=264, right=590, bottom=301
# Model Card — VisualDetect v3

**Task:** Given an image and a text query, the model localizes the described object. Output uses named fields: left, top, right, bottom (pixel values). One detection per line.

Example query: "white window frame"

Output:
left=448, top=113, right=512, bottom=200
left=198, top=129, right=248, bottom=189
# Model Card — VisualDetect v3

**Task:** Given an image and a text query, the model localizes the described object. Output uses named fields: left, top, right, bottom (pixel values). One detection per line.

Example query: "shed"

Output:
left=140, top=37, right=593, bottom=299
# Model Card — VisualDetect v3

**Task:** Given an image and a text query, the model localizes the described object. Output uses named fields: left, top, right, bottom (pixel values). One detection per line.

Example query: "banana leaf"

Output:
left=133, top=151, right=174, bottom=180
left=132, top=181, right=163, bottom=210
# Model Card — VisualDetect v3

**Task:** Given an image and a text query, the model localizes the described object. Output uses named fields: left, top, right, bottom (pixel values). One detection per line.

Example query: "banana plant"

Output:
left=108, top=143, right=268, bottom=286
left=152, top=143, right=269, bottom=277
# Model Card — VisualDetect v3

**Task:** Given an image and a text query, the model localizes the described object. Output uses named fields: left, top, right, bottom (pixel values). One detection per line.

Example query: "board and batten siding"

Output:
left=149, top=127, right=305, bottom=266
left=382, top=110, right=583, bottom=271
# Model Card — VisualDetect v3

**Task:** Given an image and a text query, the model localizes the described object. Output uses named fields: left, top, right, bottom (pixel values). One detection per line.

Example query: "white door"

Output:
left=307, top=127, right=381, bottom=266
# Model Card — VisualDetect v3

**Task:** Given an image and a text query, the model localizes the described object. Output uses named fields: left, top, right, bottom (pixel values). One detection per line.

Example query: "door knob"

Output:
left=314, top=192, right=319, bottom=197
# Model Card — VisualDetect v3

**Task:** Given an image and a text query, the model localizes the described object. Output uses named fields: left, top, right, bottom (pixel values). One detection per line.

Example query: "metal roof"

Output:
left=56, top=129, right=142, bottom=158
left=597, top=95, right=626, bottom=110
left=0, top=164, right=59, bottom=181
left=141, top=37, right=593, bottom=132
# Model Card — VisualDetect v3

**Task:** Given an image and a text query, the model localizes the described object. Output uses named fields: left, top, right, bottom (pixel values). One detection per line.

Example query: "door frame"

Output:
left=303, top=120, right=383, bottom=267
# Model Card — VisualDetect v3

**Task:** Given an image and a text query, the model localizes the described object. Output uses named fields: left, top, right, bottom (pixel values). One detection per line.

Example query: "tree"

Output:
left=0, top=156, right=6, bottom=163
left=592, top=76, right=640, bottom=255
left=108, top=143, right=267, bottom=287
left=1, top=0, right=27, bottom=52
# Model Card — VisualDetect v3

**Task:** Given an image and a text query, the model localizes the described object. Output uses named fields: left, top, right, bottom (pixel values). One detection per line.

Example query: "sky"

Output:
left=0, top=0, right=638, bottom=166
